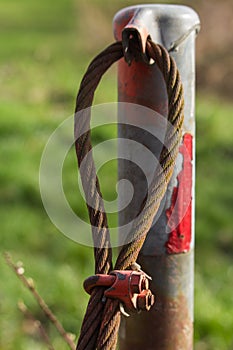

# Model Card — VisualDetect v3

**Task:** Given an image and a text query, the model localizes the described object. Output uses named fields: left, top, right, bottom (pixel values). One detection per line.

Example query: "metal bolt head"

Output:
left=136, top=289, right=155, bottom=311
left=130, top=273, right=142, bottom=294
left=130, top=272, right=149, bottom=294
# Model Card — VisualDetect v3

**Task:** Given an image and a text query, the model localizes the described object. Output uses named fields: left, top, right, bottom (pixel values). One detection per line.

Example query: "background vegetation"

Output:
left=0, top=0, right=232, bottom=349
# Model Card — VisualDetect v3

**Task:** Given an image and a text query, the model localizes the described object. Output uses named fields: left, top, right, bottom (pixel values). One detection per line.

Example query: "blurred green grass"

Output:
left=0, top=0, right=232, bottom=349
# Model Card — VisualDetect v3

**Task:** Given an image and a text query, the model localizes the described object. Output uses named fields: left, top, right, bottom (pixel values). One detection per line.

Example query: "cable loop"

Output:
left=74, top=38, right=184, bottom=350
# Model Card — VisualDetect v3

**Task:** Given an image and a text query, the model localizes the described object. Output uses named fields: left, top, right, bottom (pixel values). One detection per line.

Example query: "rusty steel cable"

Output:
left=74, top=38, right=184, bottom=350
left=74, top=42, right=123, bottom=350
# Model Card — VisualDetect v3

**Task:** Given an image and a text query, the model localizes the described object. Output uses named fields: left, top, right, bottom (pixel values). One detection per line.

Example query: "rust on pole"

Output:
left=113, top=5, right=200, bottom=349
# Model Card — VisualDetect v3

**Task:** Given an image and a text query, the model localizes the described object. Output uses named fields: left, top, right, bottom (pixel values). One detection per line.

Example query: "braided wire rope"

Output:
left=74, top=42, right=123, bottom=350
left=74, top=38, right=184, bottom=350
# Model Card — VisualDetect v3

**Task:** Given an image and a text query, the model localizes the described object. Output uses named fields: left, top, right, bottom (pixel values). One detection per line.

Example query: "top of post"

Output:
left=113, top=4, right=200, bottom=51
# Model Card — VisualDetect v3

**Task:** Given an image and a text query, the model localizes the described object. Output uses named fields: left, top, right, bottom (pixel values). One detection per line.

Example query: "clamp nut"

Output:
left=136, top=289, right=155, bottom=311
left=130, top=273, right=149, bottom=294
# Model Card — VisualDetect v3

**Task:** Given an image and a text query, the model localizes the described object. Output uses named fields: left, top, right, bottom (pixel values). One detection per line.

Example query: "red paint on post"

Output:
left=165, top=133, right=193, bottom=254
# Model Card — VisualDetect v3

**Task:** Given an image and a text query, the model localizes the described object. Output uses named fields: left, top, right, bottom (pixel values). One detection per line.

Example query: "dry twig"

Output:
left=18, top=300, right=55, bottom=350
left=4, top=252, right=76, bottom=350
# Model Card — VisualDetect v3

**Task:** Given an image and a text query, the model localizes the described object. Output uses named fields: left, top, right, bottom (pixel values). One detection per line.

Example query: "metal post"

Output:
left=113, top=5, right=200, bottom=349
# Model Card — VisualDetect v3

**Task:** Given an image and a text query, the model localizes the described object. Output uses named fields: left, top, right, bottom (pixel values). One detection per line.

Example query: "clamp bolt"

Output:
left=136, top=289, right=155, bottom=311
left=84, top=268, right=155, bottom=314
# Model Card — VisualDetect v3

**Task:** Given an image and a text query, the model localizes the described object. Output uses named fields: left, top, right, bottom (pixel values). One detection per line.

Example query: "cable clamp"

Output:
left=83, top=269, right=155, bottom=315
